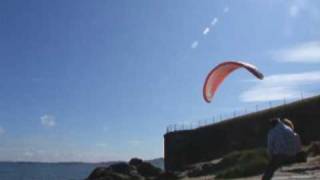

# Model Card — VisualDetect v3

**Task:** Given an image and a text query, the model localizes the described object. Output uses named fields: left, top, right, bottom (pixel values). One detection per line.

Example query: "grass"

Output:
left=215, top=148, right=269, bottom=179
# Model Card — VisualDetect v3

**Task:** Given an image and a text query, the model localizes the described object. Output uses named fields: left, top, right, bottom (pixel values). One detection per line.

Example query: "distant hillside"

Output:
left=0, top=161, right=122, bottom=166
left=148, top=158, right=164, bottom=170
left=0, top=158, right=164, bottom=169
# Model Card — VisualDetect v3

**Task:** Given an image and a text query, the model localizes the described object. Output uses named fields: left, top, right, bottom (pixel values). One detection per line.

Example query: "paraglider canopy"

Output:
left=203, top=61, right=264, bottom=103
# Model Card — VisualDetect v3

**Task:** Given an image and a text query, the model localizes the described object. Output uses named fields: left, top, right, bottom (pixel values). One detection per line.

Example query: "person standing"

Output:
left=262, top=118, right=298, bottom=180
left=282, top=118, right=302, bottom=155
left=282, top=118, right=306, bottom=163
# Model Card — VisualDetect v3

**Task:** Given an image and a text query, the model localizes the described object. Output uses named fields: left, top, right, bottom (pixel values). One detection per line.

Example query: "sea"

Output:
left=0, top=162, right=102, bottom=180
left=0, top=158, right=164, bottom=180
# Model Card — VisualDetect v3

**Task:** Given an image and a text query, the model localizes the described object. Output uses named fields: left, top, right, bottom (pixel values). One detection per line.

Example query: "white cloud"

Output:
left=211, top=17, right=219, bottom=26
left=191, top=41, right=199, bottom=49
left=40, top=114, right=56, bottom=127
left=203, top=27, right=210, bottom=35
left=0, top=126, right=5, bottom=135
left=272, top=41, right=320, bottom=63
left=223, top=7, right=229, bottom=13
left=240, top=71, right=320, bottom=102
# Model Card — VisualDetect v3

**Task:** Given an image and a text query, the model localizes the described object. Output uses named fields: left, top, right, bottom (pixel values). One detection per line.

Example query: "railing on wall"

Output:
left=166, top=93, right=309, bottom=133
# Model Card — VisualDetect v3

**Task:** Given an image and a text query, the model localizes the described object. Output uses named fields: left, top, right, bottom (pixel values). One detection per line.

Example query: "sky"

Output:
left=0, top=0, right=320, bottom=162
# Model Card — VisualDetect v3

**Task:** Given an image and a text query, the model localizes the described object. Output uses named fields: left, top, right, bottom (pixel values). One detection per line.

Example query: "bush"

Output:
left=109, top=163, right=133, bottom=175
left=129, top=158, right=143, bottom=167
left=215, top=148, right=269, bottom=179
left=87, top=167, right=133, bottom=180
left=137, top=162, right=162, bottom=177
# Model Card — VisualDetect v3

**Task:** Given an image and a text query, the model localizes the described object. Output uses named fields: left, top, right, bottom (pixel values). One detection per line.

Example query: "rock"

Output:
left=109, top=162, right=134, bottom=175
left=137, top=162, right=162, bottom=177
left=87, top=167, right=131, bottom=180
left=87, top=160, right=164, bottom=180
left=87, top=167, right=109, bottom=179
left=129, top=158, right=143, bottom=167
left=127, top=168, right=145, bottom=180
left=87, top=166, right=145, bottom=180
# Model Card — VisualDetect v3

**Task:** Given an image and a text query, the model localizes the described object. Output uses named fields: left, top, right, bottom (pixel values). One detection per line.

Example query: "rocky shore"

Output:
left=87, top=158, right=178, bottom=180
left=87, top=142, right=320, bottom=180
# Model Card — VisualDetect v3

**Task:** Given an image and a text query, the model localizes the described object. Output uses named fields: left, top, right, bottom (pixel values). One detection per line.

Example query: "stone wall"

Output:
left=164, top=95, right=320, bottom=171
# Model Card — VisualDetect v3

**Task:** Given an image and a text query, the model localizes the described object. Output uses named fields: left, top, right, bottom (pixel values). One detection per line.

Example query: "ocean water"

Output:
left=0, top=162, right=98, bottom=180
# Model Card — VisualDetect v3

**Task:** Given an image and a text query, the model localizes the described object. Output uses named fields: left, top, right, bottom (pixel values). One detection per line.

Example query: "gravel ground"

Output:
left=182, top=156, right=320, bottom=180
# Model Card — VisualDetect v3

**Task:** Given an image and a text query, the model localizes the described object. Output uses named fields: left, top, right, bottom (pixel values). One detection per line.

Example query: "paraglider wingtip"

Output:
left=259, top=73, right=264, bottom=80
left=203, top=96, right=209, bottom=103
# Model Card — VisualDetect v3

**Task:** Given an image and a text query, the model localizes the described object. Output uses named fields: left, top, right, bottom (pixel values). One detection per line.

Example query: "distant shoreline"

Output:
left=0, top=161, right=122, bottom=165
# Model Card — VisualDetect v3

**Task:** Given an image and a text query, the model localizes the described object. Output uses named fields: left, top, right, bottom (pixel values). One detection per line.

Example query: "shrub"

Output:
left=215, top=148, right=269, bottom=179
left=129, top=158, right=143, bottom=167
left=137, top=162, right=162, bottom=177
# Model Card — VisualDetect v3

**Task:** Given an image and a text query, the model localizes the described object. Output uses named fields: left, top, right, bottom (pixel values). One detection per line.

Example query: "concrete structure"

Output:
left=164, top=95, right=320, bottom=171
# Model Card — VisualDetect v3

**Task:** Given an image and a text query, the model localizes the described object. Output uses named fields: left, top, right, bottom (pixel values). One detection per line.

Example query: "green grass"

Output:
left=215, top=148, right=269, bottom=179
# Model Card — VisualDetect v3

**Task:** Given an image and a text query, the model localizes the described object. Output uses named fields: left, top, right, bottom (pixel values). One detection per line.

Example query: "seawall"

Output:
left=164, top=95, right=320, bottom=171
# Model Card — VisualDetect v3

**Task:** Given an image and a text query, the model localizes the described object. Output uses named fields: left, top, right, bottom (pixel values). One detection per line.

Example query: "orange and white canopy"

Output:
left=203, top=61, right=264, bottom=103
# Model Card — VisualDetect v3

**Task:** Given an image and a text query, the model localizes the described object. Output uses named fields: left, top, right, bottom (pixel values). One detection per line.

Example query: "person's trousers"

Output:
left=262, top=154, right=295, bottom=180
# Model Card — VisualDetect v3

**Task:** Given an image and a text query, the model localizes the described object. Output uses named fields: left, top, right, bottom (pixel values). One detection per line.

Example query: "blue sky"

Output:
left=0, top=0, right=319, bottom=162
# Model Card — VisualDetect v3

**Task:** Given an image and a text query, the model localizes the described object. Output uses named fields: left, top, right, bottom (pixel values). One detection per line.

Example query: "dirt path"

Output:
left=182, top=157, right=320, bottom=180
left=271, top=156, right=320, bottom=180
